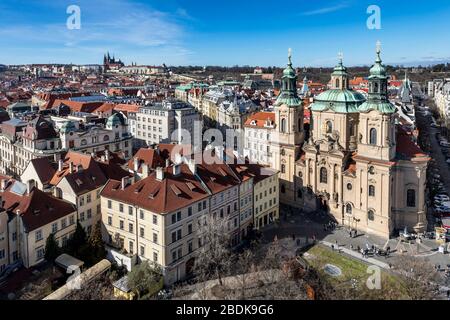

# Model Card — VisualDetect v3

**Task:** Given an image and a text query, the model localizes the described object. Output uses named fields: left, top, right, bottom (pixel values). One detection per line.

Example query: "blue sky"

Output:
left=1, top=0, right=450, bottom=67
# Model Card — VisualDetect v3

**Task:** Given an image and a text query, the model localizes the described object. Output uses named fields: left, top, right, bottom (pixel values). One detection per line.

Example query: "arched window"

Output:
left=368, top=185, right=375, bottom=197
left=346, top=203, right=352, bottom=215
left=281, top=164, right=286, bottom=174
left=320, top=167, right=327, bottom=184
left=374, top=82, right=379, bottom=93
left=369, top=128, right=377, bottom=145
left=368, top=210, right=375, bottom=221
left=335, top=78, right=340, bottom=88
left=407, top=189, right=416, bottom=207
left=80, top=139, right=87, bottom=146
left=281, top=184, right=286, bottom=194
left=103, top=135, right=110, bottom=142
left=281, top=118, right=286, bottom=133
left=326, top=121, right=333, bottom=134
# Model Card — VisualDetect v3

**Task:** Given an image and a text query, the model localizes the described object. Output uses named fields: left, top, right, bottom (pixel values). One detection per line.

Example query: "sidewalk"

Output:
left=319, top=240, right=391, bottom=269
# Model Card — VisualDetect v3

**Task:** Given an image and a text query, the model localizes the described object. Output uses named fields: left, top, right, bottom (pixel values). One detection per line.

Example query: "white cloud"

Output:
left=0, top=0, right=189, bottom=63
left=300, top=3, right=349, bottom=16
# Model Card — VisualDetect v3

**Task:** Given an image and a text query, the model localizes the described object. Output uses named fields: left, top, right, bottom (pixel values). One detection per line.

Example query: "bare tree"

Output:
left=392, top=255, right=441, bottom=300
left=193, top=215, right=232, bottom=288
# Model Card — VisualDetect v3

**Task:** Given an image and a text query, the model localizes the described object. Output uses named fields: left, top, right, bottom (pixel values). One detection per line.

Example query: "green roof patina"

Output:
left=358, top=101, right=396, bottom=113
left=359, top=42, right=396, bottom=114
left=368, top=43, right=387, bottom=80
left=175, top=83, right=209, bottom=91
left=310, top=89, right=366, bottom=113
left=275, top=49, right=302, bottom=107
left=60, top=121, right=76, bottom=133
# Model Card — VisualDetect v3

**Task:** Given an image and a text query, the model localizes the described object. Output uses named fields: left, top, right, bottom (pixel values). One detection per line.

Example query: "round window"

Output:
left=347, top=183, right=352, bottom=190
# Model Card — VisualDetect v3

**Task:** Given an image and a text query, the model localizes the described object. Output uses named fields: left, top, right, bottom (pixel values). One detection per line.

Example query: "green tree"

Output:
left=128, top=261, right=163, bottom=299
left=44, top=233, right=60, bottom=262
left=67, top=222, right=87, bottom=259
left=88, top=222, right=106, bottom=264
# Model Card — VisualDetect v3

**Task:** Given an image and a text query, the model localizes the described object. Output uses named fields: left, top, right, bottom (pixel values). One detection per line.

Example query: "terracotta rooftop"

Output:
left=0, top=177, right=76, bottom=232
left=101, top=164, right=209, bottom=214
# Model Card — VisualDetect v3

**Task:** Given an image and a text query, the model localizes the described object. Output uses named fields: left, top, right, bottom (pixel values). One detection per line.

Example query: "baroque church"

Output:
left=244, top=45, right=429, bottom=238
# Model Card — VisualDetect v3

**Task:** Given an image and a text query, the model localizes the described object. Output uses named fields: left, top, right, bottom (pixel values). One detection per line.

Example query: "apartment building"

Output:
left=0, top=113, right=132, bottom=178
left=252, top=167, right=279, bottom=229
left=21, top=150, right=130, bottom=233
left=134, top=100, right=200, bottom=148
left=101, top=148, right=277, bottom=284
left=243, top=112, right=276, bottom=166
left=101, top=163, right=210, bottom=285
left=0, top=177, right=77, bottom=269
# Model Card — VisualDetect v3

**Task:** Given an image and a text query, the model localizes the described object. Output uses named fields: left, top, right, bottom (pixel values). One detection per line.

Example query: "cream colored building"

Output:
left=298, top=49, right=429, bottom=238
left=242, top=49, right=429, bottom=239
left=100, top=150, right=275, bottom=285
left=253, top=168, right=279, bottom=230
left=0, top=178, right=77, bottom=269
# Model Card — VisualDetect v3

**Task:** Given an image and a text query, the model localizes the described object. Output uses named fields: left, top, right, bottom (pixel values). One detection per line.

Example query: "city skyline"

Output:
left=1, top=0, right=450, bottom=67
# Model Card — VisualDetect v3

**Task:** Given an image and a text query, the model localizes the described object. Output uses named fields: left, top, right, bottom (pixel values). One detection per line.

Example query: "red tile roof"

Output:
left=101, top=164, right=209, bottom=214
left=396, top=126, right=429, bottom=162
left=0, top=178, right=76, bottom=232
left=244, top=112, right=275, bottom=128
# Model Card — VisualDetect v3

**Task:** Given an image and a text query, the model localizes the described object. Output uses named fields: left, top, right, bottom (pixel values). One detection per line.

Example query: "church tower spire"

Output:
left=275, top=48, right=301, bottom=107
left=330, top=52, right=349, bottom=90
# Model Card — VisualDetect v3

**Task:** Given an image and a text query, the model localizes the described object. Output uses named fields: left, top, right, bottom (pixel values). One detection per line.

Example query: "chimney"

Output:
left=121, top=177, right=128, bottom=190
left=173, top=164, right=181, bottom=176
left=0, top=179, right=6, bottom=191
left=69, top=162, right=74, bottom=173
left=133, top=157, right=139, bottom=172
left=188, top=159, right=196, bottom=175
left=165, top=158, right=170, bottom=168
left=101, top=155, right=106, bottom=162
left=27, top=180, right=35, bottom=194
left=155, top=167, right=164, bottom=181
left=53, top=153, right=61, bottom=162
left=105, top=149, right=110, bottom=161
left=58, top=159, right=63, bottom=172
left=142, top=164, right=149, bottom=179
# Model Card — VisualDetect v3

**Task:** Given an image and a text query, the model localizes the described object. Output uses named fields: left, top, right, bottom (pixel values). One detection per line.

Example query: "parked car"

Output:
left=435, top=195, right=450, bottom=201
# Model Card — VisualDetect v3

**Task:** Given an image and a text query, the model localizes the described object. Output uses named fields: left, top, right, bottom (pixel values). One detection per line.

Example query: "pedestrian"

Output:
left=331, top=244, right=335, bottom=251
left=292, top=234, right=295, bottom=240
left=357, top=245, right=361, bottom=252
left=350, top=244, right=353, bottom=250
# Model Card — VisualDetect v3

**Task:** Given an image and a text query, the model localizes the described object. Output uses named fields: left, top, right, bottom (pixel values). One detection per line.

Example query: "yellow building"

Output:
left=253, top=167, right=279, bottom=230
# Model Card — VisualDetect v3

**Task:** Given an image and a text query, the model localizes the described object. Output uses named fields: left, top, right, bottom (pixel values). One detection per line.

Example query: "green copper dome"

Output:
left=359, top=42, right=396, bottom=114
left=275, top=49, right=302, bottom=107
left=369, top=47, right=387, bottom=79
left=310, top=89, right=366, bottom=113
left=358, top=101, right=396, bottom=113
left=332, top=58, right=347, bottom=76
left=107, top=113, right=124, bottom=127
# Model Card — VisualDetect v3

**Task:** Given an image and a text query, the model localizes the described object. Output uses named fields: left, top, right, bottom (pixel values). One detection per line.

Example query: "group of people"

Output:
left=323, top=221, right=337, bottom=232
